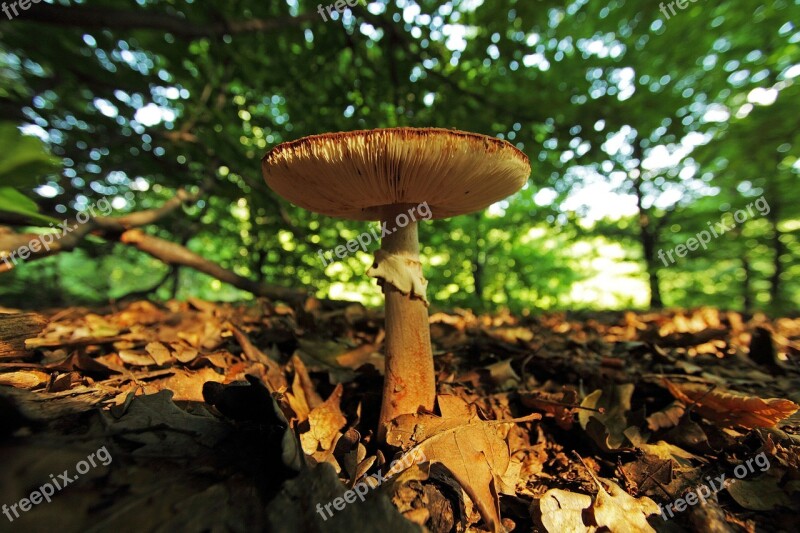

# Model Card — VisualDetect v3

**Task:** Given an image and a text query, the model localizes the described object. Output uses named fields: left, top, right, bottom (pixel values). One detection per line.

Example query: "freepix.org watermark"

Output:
left=659, top=0, right=702, bottom=21
left=316, top=448, right=426, bottom=521
left=1, top=197, right=113, bottom=269
left=659, top=451, right=770, bottom=521
left=316, top=0, right=364, bottom=22
left=318, top=201, right=432, bottom=267
left=658, top=195, right=770, bottom=267
left=2, top=445, right=112, bottom=523
left=2, top=0, right=43, bottom=21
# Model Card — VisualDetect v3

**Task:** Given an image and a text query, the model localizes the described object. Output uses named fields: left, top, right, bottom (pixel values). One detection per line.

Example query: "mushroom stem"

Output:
left=377, top=220, right=435, bottom=440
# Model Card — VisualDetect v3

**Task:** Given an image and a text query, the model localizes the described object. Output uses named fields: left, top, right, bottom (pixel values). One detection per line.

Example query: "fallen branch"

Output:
left=120, top=230, right=307, bottom=303
left=0, top=182, right=210, bottom=271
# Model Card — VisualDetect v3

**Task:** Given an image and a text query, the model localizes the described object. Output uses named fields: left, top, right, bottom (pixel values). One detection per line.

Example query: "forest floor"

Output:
left=0, top=300, right=798, bottom=532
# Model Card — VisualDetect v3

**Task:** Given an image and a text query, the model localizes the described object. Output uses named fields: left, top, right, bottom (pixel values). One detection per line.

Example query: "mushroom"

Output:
left=262, top=127, right=530, bottom=439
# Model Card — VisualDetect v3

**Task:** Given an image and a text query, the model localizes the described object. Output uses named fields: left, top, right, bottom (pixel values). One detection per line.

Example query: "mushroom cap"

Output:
left=262, top=127, right=531, bottom=220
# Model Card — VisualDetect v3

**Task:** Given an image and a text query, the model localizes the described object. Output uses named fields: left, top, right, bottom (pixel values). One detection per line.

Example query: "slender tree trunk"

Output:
left=742, top=254, right=752, bottom=313
left=640, top=224, right=663, bottom=309
left=471, top=214, right=485, bottom=307
left=764, top=167, right=784, bottom=312
left=632, top=142, right=663, bottom=309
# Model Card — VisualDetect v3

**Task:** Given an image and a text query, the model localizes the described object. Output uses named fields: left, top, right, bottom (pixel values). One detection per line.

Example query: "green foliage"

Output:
left=0, top=122, right=60, bottom=224
left=0, top=0, right=797, bottom=312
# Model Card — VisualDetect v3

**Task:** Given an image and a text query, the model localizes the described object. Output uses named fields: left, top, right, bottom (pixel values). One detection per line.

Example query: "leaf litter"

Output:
left=0, top=303, right=798, bottom=531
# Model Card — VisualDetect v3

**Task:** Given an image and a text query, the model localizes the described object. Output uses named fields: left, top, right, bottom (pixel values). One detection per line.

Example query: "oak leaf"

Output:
left=386, top=396, right=539, bottom=532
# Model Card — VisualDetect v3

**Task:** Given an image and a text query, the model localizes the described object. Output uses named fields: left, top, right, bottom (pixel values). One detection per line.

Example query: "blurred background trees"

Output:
left=0, top=0, right=797, bottom=313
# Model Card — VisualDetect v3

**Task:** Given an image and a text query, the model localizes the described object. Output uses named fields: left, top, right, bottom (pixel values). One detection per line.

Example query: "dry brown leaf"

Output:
left=646, top=401, right=685, bottom=431
left=539, top=489, right=594, bottom=533
left=663, top=380, right=799, bottom=428
left=579, top=384, right=634, bottom=450
left=485, top=327, right=533, bottom=344
left=119, top=349, right=158, bottom=366
left=386, top=404, right=539, bottom=533
left=171, top=344, right=199, bottom=363
left=484, top=359, right=521, bottom=388
left=145, top=342, right=173, bottom=365
left=624, top=427, right=701, bottom=466
left=591, top=477, right=660, bottom=533
left=146, top=368, right=224, bottom=402
left=521, top=389, right=579, bottom=430
left=336, top=343, right=384, bottom=373
left=437, top=394, right=474, bottom=418
left=0, top=370, right=49, bottom=389
left=300, top=384, right=347, bottom=455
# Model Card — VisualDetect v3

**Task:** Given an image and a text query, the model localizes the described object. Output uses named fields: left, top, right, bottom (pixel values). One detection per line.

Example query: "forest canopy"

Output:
left=0, top=0, right=798, bottom=313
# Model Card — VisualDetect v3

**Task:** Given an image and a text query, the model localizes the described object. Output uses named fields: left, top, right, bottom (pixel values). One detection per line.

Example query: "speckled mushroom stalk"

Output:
left=369, top=209, right=435, bottom=440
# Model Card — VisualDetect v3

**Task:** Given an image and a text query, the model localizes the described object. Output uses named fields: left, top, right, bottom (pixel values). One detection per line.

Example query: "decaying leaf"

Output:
left=386, top=396, right=539, bottom=532
left=726, top=476, right=795, bottom=511
left=521, top=389, right=579, bottom=430
left=300, top=384, right=347, bottom=455
left=663, top=380, right=799, bottom=428
left=579, top=384, right=634, bottom=450
left=624, top=426, right=701, bottom=466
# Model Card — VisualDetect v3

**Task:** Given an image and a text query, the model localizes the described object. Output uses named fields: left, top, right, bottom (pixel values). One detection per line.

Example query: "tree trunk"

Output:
left=632, top=142, right=663, bottom=309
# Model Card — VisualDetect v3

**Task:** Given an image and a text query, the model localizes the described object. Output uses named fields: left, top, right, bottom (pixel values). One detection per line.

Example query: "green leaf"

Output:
left=0, top=123, right=61, bottom=187
left=0, top=187, right=58, bottom=225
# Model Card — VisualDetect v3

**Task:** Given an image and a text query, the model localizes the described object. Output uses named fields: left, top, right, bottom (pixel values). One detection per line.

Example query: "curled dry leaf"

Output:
left=119, top=349, right=159, bottom=367
left=646, top=401, right=685, bottom=431
left=663, top=379, right=799, bottom=428
left=386, top=396, right=540, bottom=533
left=300, top=384, right=347, bottom=456
left=539, top=476, right=659, bottom=533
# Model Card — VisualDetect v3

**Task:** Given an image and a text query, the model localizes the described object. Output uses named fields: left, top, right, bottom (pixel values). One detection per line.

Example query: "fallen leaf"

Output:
left=579, top=384, right=634, bottom=450
left=386, top=408, right=539, bottom=532
left=646, top=401, right=685, bottom=431
left=663, top=380, right=799, bottom=428
left=300, top=384, right=347, bottom=455
left=726, top=476, right=795, bottom=511
left=119, top=349, right=159, bottom=366
left=145, top=341, right=173, bottom=365
left=539, top=489, right=594, bottom=533
left=146, top=368, right=224, bottom=402
left=591, top=476, right=660, bottom=533
left=521, top=389, right=579, bottom=430
left=0, top=370, right=49, bottom=389
left=103, top=390, right=229, bottom=457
